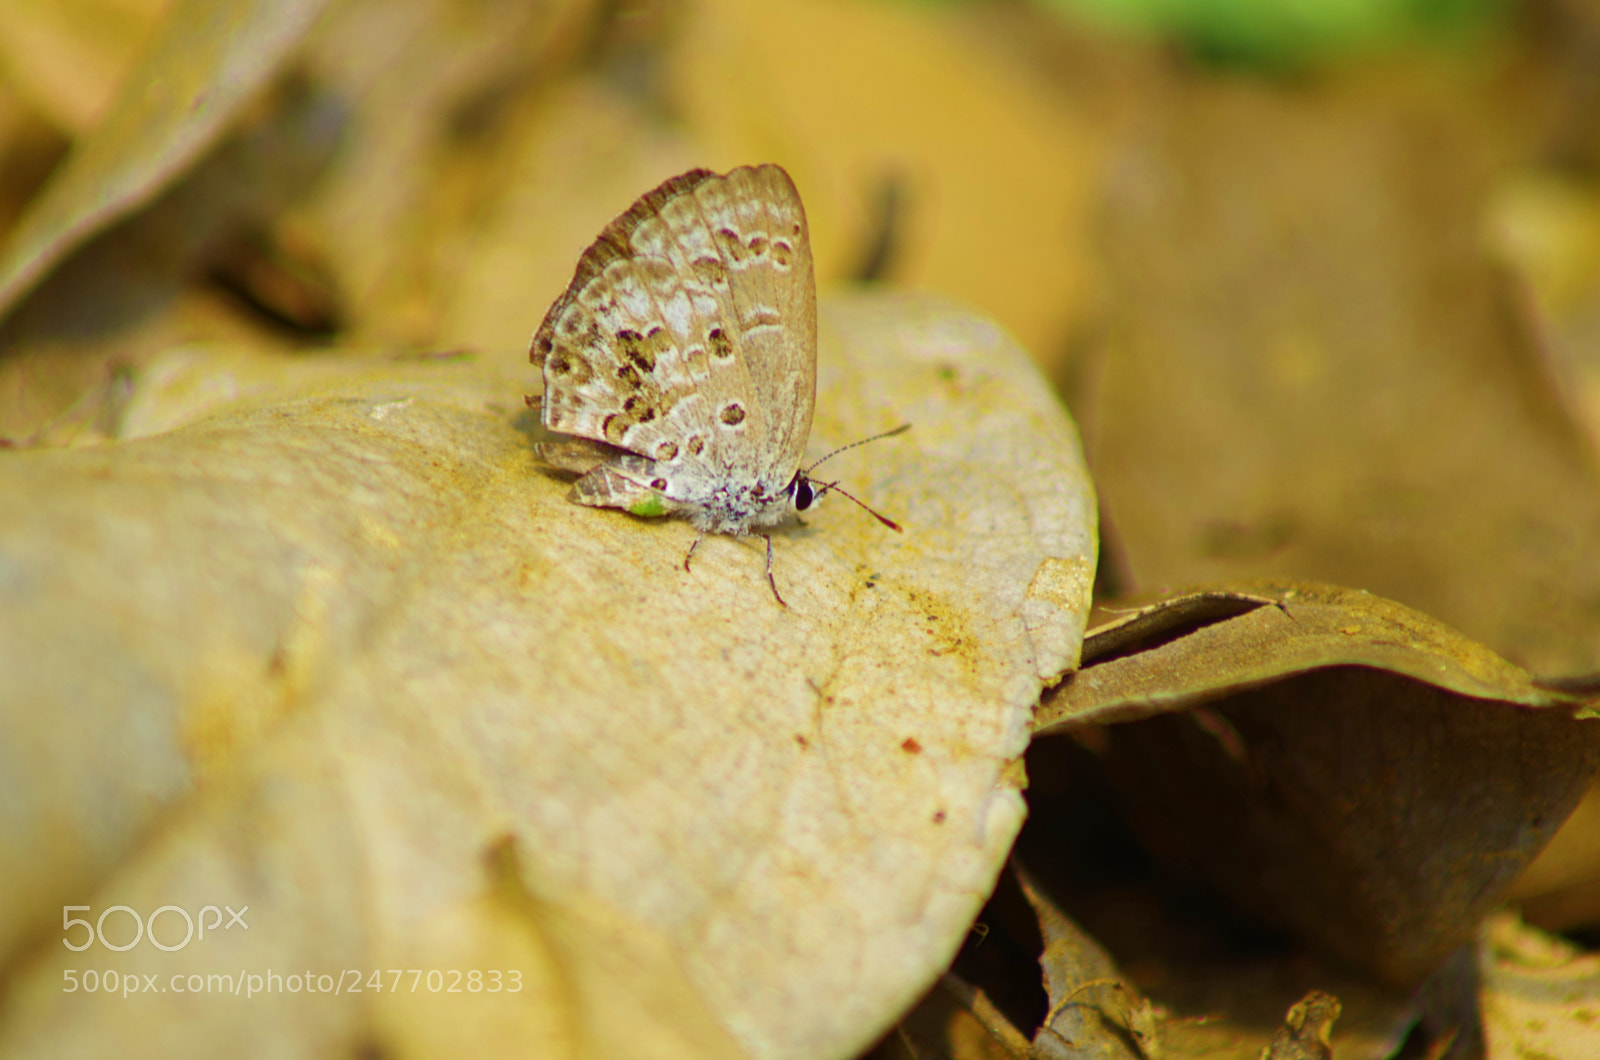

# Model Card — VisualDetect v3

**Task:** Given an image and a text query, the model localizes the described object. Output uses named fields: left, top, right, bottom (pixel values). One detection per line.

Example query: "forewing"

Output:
left=530, top=164, right=816, bottom=499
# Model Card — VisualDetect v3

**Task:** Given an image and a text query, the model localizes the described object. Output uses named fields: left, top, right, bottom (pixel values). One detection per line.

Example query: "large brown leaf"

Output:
left=0, top=291, right=1096, bottom=1060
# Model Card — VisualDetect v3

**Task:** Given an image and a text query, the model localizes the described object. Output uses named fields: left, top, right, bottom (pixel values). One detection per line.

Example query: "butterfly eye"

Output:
left=793, top=476, right=815, bottom=511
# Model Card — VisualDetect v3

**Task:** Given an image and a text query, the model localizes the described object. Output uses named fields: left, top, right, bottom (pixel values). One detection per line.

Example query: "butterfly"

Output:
left=526, top=163, right=902, bottom=605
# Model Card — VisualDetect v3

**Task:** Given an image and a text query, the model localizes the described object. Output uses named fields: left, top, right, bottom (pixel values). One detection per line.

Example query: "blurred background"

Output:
left=6, top=0, right=1600, bottom=1001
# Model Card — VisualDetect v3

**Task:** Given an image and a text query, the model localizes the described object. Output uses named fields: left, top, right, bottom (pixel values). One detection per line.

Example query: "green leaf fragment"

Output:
left=628, top=492, right=670, bottom=518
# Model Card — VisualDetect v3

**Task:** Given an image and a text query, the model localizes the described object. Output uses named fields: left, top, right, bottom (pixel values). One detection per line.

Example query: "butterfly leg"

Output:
left=761, top=533, right=787, bottom=608
left=683, top=532, right=706, bottom=573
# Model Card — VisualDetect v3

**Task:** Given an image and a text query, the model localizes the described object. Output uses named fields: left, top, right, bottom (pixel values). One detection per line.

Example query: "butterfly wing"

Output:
left=530, top=164, right=816, bottom=520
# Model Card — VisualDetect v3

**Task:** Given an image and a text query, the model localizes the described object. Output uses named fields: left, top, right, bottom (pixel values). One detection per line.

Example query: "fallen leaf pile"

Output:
left=1, top=1, right=1599, bottom=1058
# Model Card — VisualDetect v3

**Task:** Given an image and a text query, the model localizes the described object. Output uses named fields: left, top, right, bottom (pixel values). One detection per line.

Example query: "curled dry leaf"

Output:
left=0, top=291, right=1096, bottom=1060
left=1257, top=991, right=1339, bottom=1060
left=1036, top=582, right=1600, bottom=991
left=0, top=0, right=596, bottom=438
left=0, top=0, right=330, bottom=321
left=1017, top=866, right=1159, bottom=1060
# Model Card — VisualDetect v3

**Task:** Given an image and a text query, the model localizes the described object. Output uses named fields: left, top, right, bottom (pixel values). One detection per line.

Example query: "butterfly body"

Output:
left=529, top=164, right=819, bottom=544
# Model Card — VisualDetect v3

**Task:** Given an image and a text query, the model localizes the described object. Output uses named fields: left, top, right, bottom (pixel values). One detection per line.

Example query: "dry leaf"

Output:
left=0, top=0, right=329, bottom=320
left=1256, top=991, right=1339, bottom=1060
left=0, top=291, right=1096, bottom=1060
left=0, top=0, right=602, bottom=441
left=1479, top=910, right=1600, bottom=1060
left=1017, top=866, right=1159, bottom=1060
left=1037, top=582, right=1600, bottom=990
left=1045, top=583, right=1593, bottom=728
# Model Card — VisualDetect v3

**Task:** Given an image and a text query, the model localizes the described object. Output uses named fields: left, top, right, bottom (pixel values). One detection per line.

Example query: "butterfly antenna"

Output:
left=803, top=423, right=911, bottom=476
left=814, top=480, right=903, bottom=532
